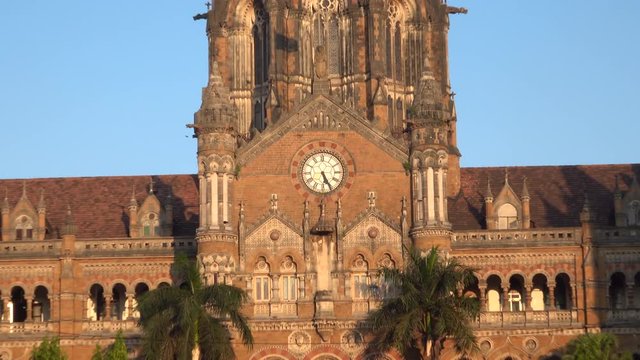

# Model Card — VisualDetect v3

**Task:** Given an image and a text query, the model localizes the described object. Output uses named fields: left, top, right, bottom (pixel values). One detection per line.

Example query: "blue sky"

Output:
left=0, top=1, right=638, bottom=179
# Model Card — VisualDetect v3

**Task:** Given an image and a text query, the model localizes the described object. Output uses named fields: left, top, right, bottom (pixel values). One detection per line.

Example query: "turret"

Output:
left=190, top=60, right=239, bottom=263
left=408, top=59, right=453, bottom=251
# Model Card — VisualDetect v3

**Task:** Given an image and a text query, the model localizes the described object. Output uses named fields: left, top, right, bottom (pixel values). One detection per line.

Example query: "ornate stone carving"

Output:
left=200, top=254, right=236, bottom=273
left=340, top=330, right=364, bottom=355
left=453, top=253, right=575, bottom=268
left=245, top=217, right=303, bottom=250
left=288, top=330, right=311, bottom=355
left=343, top=214, right=402, bottom=252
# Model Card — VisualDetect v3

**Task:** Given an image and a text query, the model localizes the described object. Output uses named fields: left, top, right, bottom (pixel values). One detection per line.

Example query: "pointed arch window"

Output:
left=280, top=256, right=298, bottom=302
left=254, top=257, right=271, bottom=302
left=142, top=212, right=160, bottom=237
left=497, top=203, right=518, bottom=230
left=15, top=215, right=34, bottom=240
left=312, top=0, right=340, bottom=76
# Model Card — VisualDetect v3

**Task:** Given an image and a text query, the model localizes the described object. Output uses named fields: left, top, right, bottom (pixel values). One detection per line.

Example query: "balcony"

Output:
left=476, top=310, right=579, bottom=328
left=0, top=321, right=53, bottom=334
left=453, top=228, right=580, bottom=247
left=81, top=319, right=140, bottom=333
left=253, top=302, right=298, bottom=318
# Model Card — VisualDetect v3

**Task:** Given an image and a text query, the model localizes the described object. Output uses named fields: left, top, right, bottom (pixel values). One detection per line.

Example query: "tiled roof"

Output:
left=0, top=164, right=637, bottom=238
left=0, top=175, right=199, bottom=239
left=451, top=164, right=639, bottom=230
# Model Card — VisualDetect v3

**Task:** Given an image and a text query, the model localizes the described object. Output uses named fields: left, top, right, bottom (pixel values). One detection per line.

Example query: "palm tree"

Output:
left=137, top=255, right=253, bottom=360
left=365, top=246, right=480, bottom=360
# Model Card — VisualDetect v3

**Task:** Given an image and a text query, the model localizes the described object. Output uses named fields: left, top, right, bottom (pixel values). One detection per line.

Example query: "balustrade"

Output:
left=453, top=228, right=578, bottom=245
left=476, top=310, right=578, bottom=328
left=0, top=321, right=53, bottom=334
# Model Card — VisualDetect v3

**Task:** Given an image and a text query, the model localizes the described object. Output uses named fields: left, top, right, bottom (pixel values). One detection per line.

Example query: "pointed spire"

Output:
left=62, top=205, right=77, bottom=236
left=129, top=184, right=138, bottom=208
left=303, top=200, right=310, bottom=236
left=521, top=177, right=530, bottom=200
left=38, top=189, right=46, bottom=210
left=504, top=168, right=509, bottom=186
left=269, top=194, right=278, bottom=214
left=21, top=180, right=27, bottom=199
left=368, top=191, right=377, bottom=209
left=484, top=176, right=493, bottom=199
left=580, top=191, right=596, bottom=223
left=2, top=188, right=9, bottom=213
left=148, top=178, right=154, bottom=194
left=614, top=175, right=622, bottom=199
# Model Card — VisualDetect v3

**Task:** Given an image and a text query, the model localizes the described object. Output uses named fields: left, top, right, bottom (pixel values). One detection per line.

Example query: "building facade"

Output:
left=1, top=0, right=640, bottom=359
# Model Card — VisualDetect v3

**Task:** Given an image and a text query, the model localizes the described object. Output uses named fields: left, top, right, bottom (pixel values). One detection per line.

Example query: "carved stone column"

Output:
left=502, top=288, right=509, bottom=312
left=478, top=286, right=487, bottom=311
left=525, top=286, right=532, bottom=311
left=548, top=285, right=556, bottom=310
left=271, top=274, right=280, bottom=302
left=26, top=296, right=33, bottom=322
left=105, top=295, right=112, bottom=320
left=627, top=283, right=635, bottom=308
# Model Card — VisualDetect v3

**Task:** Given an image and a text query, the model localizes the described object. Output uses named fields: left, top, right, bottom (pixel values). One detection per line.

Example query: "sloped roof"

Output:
left=451, top=164, right=640, bottom=230
left=0, top=175, right=199, bottom=239
left=0, top=164, right=637, bottom=238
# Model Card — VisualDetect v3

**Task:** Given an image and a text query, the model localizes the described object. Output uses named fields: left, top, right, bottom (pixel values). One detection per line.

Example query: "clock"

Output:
left=301, top=152, right=344, bottom=193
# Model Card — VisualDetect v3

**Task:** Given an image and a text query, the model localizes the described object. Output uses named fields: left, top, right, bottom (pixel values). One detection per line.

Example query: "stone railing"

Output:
left=253, top=302, right=298, bottom=317
left=596, top=228, right=640, bottom=242
left=76, top=237, right=196, bottom=256
left=475, top=310, right=578, bottom=328
left=453, top=228, right=579, bottom=246
left=607, top=309, right=640, bottom=324
left=0, top=321, right=54, bottom=334
left=81, top=319, right=140, bottom=333
left=0, top=240, right=61, bottom=257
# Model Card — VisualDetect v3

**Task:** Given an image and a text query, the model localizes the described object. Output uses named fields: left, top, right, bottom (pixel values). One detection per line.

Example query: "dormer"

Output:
left=1, top=185, right=47, bottom=241
left=615, top=175, right=640, bottom=227
left=484, top=173, right=531, bottom=230
left=128, top=182, right=173, bottom=238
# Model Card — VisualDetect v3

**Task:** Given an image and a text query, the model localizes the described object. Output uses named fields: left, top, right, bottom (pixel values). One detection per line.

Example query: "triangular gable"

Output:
left=343, top=209, right=401, bottom=249
left=237, top=94, right=408, bottom=165
left=244, top=215, right=303, bottom=251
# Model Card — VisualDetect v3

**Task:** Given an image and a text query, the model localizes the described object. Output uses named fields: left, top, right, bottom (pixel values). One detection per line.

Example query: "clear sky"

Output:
left=0, top=1, right=638, bottom=179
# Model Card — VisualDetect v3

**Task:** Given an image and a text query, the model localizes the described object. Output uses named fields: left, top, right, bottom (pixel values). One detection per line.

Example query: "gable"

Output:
left=244, top=216, right=303, bottom=251
left=237, top=94, right=408, bottom=166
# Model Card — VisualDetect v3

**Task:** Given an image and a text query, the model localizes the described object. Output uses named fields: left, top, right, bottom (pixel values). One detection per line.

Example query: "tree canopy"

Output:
left=365, top=246, right=480, bottom=360
left=562, top=333, right=631, bottom=360
left=137, top=255, right=253, bottom=360
left=30, top=337, right=67, bottom=360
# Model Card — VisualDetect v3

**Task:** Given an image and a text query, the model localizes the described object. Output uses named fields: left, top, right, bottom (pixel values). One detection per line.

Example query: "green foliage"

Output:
left=90, top=345, right=105, bottom=360
left=365, top=246, right=480, bottom=360
left=30, top=337, right=67, bottom=360
left=562, top=333, right=632, bottom=360
left=106, top=331, right=128, bottom=360
left=137, top=254, right=253, bottom=360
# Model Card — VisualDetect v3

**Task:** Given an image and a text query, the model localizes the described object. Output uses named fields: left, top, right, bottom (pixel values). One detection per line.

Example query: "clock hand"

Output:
left=321, top=171, right=332, bottom=190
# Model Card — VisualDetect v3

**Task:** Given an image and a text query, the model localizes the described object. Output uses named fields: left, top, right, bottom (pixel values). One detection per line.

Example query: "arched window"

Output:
left=628, top=200, right=640, bottom=226
left=142, top=212, right=160, bottom=237
left=352, top=255, right=369, bottom=300
left=486, top=275, right=503, bottom=312
left=254, top=257, right=271, bottom=302
left=15, top=215, right=34, bottom=240
left=610, top=272, right=627, bottom=309
left=497, top=203, right=518, bottom=229
left=280, top=256, right=297, bottom=302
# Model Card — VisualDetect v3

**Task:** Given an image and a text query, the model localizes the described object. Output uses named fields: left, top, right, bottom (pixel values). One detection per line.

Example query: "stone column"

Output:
left=298, top=275, right=306, bottom=300
left=525, top=286, right=532, bottom=311
left=105, top=295, right=112, bottom=320
left=548, top=285, right=556, bottom=310
left=271, top=274, right=280, bottom=302
left=127, top=294, right=134, bottom=320
left=26, top=297, right=33, bottom=322
left=502, top=288, right=509, bottom=312
left=1, top=297, right=9, bottom=323
left=627, top=283, right=635, bottom=308
left=478, top=286, right=487, bottom=311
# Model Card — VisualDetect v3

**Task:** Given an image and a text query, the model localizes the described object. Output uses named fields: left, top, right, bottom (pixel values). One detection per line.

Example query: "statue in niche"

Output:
left=315, top=45, right=328, bottom=79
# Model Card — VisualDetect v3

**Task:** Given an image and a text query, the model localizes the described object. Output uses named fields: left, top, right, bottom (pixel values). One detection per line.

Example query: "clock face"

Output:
left=301, top=152, right=344, bottom=194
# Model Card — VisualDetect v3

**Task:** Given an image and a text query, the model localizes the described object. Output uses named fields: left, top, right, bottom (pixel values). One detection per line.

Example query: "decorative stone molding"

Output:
left=605, top=250, right=640, bottom=264
left=340, top=330, right=364, bottom=356
left=343, top=214, right=401, bottom=251
left=0, top=265, right=53, bottom=280
left=453, top=253, right=575, bottom=268
left=81, top=262, right=172, bottom=277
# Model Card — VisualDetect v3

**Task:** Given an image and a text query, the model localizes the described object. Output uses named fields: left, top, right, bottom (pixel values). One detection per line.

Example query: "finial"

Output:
left=336, top=198, right=342, bottom=217
left=504, top=168, right=509, bottom=185
left=401, top=196, right=407, bottom=217
left=521, top=176, right=530, bottom=199
left=484, top=176, right=493, bottom=199
left=129, top=184, right=138, bottom=208
left=205, top=1, right=212, bottom=10
left=38, top=188, right=46, bottom=209
left=2, top=188, right=9, bottom=212
left=270, top=194, right=278, bottom=213
left=368, top=191, right=376, bottom=208
left=149, top=178, right=154, bottom=194
left=21, top=180, right=27, bottom=199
